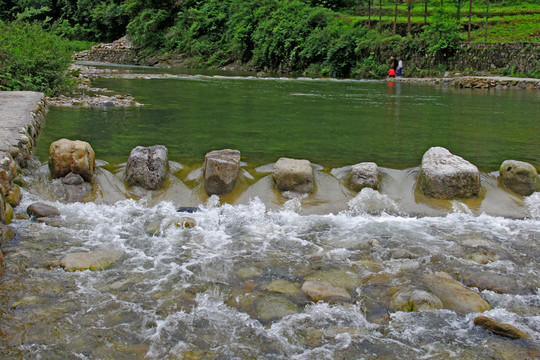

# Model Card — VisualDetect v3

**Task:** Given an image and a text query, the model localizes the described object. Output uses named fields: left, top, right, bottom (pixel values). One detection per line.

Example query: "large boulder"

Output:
left=49, top=139, right=95, bottom=182
left=272, top=158, right=315, bottom=195
left=347, top=162, right=381, bottom=191
left=203, top=149, right=241, bottom=196
left=499, top=160, right=539, bottom=196
left=422, top=271, right=490, bottom=314
left=125, top=145, right=169, bottom=190
left=418, top=147, right=481, bottom=199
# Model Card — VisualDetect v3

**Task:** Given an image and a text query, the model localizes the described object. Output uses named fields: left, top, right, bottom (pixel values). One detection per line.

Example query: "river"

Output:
left=0, top=70, right=539, bottom=359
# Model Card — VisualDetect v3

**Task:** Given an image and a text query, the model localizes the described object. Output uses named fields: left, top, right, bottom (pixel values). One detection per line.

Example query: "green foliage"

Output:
left=127, top=8, right=170, bottom=50
left=420, top=7, right=463, bottom=58
left=0, top=21, right=75, bottom=95
left=252, top=1, right=335, bottom=71
left=352, top=52, right=388, bottom=78
left=0, top=0, right=537, bottom=80
left=304, top=0, right=360, bottom=10
left=89, top=1, right=128, bottom=41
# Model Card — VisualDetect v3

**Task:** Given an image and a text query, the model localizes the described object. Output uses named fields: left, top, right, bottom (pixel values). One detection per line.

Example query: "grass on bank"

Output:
left=353, top=3, right=540, bottom=42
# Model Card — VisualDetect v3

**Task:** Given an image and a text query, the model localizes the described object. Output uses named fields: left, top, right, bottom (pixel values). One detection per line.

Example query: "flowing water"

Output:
left=1, top=69, right=539, bottom=359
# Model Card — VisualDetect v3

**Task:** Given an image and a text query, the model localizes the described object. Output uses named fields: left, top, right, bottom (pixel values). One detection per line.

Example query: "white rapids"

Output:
left=0, top=180, right=539, bottom=359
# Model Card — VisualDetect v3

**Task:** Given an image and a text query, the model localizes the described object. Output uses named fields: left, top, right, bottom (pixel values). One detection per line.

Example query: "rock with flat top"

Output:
left=49, top=139, right=95, bottom=182
left=203, top=149, right=241, bottom=195
left=499, top=160, right=539, bottom=196
left=125, top=145, right=169, bottom=190
left=272, top=157, right=314, bottom=195
left=418, top=147, right=481, bottom=199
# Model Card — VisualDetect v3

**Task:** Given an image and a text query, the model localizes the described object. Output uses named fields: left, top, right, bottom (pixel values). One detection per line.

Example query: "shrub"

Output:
left=0, top=21, right=75, bottom=95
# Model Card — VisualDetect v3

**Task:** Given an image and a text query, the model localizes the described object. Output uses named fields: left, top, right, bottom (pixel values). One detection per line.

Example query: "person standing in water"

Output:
left=397, top=58, right=403, bottom=77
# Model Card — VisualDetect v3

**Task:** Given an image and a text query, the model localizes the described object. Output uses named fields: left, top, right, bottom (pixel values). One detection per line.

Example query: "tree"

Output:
left=393, top=0, right=398, bottom=34
left=485, top=0, right=490, bottom=41
left=452, top=0, right=465, bottom=22
left=378, top=0, right=382, bottom=33
left=367, top=0, right=372, bottom=29
left=406, top=0, right=415, bottom=35
left=467, top=0, right=472, bottom=41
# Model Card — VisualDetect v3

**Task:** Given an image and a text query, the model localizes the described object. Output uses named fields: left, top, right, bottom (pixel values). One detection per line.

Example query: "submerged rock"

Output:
left=418, top=147, right=481, bottom=199
left=390, top=289, right=443, bottom=312
left=255, top=295, right=300, bottom=321
left=272, top=157, right=315, bottom=196
left=49, top=139, right=95, bottom=182
left=60, top=250, right=122, bottom=271
left=499, top=160, right=539, bottom=196
left=304, top=269, right=364, bottom=290
left=27, top=202, right=60, bottom=218
left=177, top=207, right=199, bottom=213
left=0, top=223, right=15, bottom=243
left=461, top=271, right=520, bottom=294
left=203, top=149, right=241, bottom=196
left=421, top=271, right=490, bottom=314
left=347, top=162, right=381, bottom=191
left=474, top=316, right=529, bottom=339
left=177, top=217, right=196, bottom=228
left=264, top=279, right=302, bottom=296
left=301, top=280, right=351, bottom=303
left=125, top=145, right=169, bottom=190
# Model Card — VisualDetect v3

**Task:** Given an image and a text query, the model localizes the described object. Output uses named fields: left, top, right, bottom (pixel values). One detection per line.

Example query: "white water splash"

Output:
left=347, top=188, right=402, bottom=215
left=525, top=192, right=540, bottom=219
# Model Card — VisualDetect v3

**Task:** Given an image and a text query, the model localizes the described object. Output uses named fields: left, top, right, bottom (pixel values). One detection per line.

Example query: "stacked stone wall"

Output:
left=0, top=92, right=46, bottom=225
left=453, top=43, right=539, bottom=74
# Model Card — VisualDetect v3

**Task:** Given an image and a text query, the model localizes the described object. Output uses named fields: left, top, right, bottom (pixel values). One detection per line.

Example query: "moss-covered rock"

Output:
left=499, top=160, right=539, bottom=196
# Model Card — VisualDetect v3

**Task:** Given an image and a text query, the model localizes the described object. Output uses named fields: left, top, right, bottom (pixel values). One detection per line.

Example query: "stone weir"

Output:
left=0, top=91, right=46, bottom=226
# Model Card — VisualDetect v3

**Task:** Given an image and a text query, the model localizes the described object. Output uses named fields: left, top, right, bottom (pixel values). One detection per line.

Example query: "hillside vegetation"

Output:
left=0, top=0, right=538, bottom=94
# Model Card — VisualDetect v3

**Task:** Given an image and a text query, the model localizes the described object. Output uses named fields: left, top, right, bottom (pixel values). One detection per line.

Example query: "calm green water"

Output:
left=39, top=75, right=540, bottom=170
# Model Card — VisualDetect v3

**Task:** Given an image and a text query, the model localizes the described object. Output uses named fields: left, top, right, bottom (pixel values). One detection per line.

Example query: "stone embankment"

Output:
left=397, top=76, right=540, bottom=90
left=0, top=92, right=46, bottom=251
left=73, top=36, right=138, bottom=65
